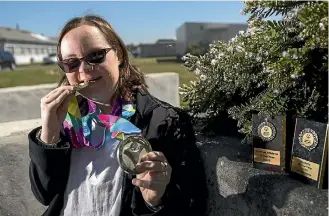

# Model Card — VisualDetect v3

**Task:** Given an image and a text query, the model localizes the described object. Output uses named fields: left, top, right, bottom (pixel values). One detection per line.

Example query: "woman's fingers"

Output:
left=41, top=86, right=74, bottom=111
left=42, top=88, right=68, bottom=104
left=45, top=85, right=72, bottom=98
left=49, top=90, right=71, bottom=108
left=132, top=178, right=164, bottom=190
left=136, top=161, right=170, bottom=173
left=140, top=151, right=166, bottom=162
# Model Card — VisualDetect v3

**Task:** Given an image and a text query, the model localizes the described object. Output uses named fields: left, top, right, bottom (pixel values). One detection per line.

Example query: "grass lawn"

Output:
left=0, top=57, right=195, bottom=89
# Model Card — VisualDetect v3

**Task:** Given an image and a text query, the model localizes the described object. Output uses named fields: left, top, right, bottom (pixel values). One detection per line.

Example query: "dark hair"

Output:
left=57, top=14, right=147, bottom=103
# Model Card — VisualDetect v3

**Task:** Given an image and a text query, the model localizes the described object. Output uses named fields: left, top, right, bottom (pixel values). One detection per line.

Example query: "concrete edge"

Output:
left=0, top=72, right=179, bottom=93
left=0, top=118, right=41, bottom=138
left=0, top=72, right=180, bottom=137
left=0, top=83, right=58, bottom=93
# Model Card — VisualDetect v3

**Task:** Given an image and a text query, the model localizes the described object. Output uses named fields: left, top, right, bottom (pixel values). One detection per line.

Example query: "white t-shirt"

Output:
left=61, top=128, right=123, bottom=216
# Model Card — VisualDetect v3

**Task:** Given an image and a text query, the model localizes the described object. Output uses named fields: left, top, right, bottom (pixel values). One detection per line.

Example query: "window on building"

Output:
left=35, top=48, right=39, bottom=54
left=6, top=47, right=14, bottom=54
left=14, top=47, right=21, bottom=54
left=27, top=48, right=31, bottom=54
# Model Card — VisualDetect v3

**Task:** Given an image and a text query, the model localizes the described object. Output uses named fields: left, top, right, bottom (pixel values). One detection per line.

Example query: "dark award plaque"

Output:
left=290, top=118, right=328, bottom=189
left=252, top=115, right=287, bottom=173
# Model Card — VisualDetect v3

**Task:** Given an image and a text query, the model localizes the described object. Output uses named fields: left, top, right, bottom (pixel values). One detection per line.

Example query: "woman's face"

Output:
left=60, top=24, right=121, bottom=103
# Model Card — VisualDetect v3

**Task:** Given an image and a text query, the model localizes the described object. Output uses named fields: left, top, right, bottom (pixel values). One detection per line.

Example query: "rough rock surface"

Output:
left=0, top=132, right=327, bottom=216
left=197, top=134, right=328, bottom=216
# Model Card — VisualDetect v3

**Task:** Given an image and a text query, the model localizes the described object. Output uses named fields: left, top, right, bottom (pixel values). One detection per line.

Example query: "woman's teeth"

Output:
left=88, top=77, right=101, bottom=83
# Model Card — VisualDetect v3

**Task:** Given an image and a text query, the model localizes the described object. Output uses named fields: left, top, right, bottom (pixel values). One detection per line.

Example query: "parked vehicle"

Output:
left=43, top=53, right=58, bottom=64
left=0, top=51, right=16, bottom=71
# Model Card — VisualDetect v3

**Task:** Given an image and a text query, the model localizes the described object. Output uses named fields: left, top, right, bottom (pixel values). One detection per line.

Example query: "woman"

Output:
left=28, top=15, right=207, bottom=216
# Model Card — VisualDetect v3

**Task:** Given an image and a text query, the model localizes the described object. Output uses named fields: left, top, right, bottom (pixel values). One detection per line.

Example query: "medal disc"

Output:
left=117, top=135, right=152, bottom=174
left=72, top=82, right=89, bottom=93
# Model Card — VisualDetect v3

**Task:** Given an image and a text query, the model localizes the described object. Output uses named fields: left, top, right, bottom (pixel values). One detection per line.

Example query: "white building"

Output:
left=175, top=22, right=248, bottom=57
left=0, top=27, right=57, bottom=65
left=135, top=39, right=176, bottom=58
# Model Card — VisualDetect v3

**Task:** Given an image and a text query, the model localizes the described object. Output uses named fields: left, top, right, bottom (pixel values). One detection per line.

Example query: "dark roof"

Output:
left=156, top=39, right=176, bottom=44
left=176, top=22, right=247, bottom=31
left=0, top=27, right=57, bottom=45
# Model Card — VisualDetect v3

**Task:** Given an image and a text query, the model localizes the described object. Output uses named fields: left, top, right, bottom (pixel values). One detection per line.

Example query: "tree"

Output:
left=186, top=42, right=206, bottom=56
left=180, top=1, right=328, bottom=139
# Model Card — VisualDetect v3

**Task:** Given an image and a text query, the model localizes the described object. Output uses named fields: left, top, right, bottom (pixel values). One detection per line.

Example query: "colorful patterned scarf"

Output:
left=63, top=96, right=141, bottom=150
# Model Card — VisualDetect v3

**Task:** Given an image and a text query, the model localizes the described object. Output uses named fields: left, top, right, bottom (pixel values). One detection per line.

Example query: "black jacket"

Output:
left=28, top=89, right=208, bottom=216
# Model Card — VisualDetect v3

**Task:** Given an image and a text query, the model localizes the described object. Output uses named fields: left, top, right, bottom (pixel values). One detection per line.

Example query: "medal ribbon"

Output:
left=63, top=96, right=141, bottom=150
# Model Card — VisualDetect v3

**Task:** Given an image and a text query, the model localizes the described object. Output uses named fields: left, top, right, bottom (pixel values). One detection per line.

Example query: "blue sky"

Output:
left=0, top=1, right=248, bottom=44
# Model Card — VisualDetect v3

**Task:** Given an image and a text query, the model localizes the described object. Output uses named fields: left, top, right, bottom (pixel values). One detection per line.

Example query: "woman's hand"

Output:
left=40, top=86, right=74, bottom=143
left=132, top=151, right=172, bottom=206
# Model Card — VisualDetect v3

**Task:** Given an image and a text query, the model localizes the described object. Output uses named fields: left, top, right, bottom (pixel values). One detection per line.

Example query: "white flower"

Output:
left=282, top=51, right=288, bottom=57
left=227, top=47, right=234, bottom=52
left=181, top=55, right=187, bottom=61
left=200, top=74, right=207, bottom=81
left=194, top=68, right=201, bottom=75
left=264, top=51, right=269, bottom=56
left=196, top=61, right=201, bottom=66
left=236, top=45, right=244, bottom=52
left=218, top=53, right=224, bottom=59
left=292, top=54, right=298, bottom=59
left=264, top=67, right=274, bottom=74
left=189, top=80, right=197, bottom=85
left=296, top=35, right=304, bottom=41
left=273, top=89, right=279, bottom=94
left=299, top=22, right=305, bottom=28
left=319, top=23, right=325, bottom=31
left=210, top=48, right=217, bottom=54
left=230, top=36, right=237, bottom=43
left=256, top=56, right=261, bottom=62
left=211, top=59, right=217, bottom=66
left=179, top=91, right=187, bottom=95
left=290, top=74, right=297, bottom=79
left=239, top=30, right=245, bottom=35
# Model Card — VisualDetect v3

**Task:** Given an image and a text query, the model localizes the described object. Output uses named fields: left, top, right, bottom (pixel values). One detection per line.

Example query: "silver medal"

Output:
left=72, top=82, right=89, bottom=93
left=117, top=135, right=152, bottom=174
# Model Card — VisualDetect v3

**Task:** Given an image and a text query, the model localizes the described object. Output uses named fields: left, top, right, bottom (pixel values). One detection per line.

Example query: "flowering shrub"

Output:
left=180, top=1, right=328, bottom=138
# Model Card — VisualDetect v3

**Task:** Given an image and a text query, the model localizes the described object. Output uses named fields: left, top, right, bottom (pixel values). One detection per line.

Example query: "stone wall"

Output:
left=0, top=133, right=327, bottom=216
left=197, top=134, right=328, bottom=216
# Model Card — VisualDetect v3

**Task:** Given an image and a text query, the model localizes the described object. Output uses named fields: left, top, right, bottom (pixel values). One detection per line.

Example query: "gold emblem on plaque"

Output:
left=257, top=120, right=276, bottom=142
left=298, top=128, right=318, bottom=151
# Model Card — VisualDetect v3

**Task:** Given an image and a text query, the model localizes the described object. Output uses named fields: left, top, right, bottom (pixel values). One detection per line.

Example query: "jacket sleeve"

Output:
left=131, top=108, right=208, bottom=216
left=28, top=127, right=71, bottom=206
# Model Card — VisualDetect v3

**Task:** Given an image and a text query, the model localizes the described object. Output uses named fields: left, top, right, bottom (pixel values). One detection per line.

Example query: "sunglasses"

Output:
left=58, top=48, right=114, bottom=73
